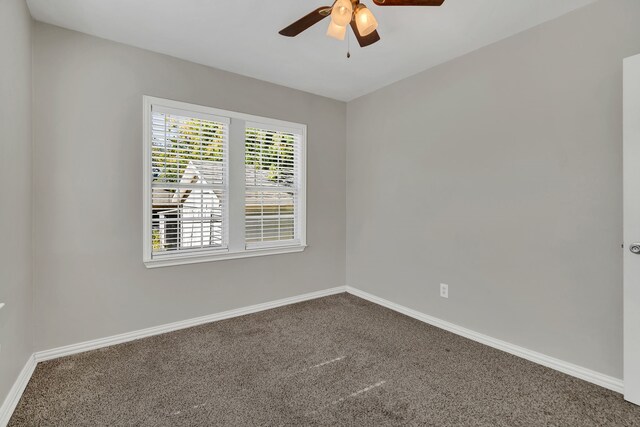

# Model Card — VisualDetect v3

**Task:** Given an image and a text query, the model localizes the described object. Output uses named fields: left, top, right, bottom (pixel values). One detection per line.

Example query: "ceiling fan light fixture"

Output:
left=355, top=5, right=378, bottom=36
left=331, top=0, right=353, bottom=27
left=326, top=20, right=347, bottom=40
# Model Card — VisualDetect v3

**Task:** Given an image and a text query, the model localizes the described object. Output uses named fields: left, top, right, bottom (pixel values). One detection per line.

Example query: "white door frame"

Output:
left=624, top=53, right=640, bottom=406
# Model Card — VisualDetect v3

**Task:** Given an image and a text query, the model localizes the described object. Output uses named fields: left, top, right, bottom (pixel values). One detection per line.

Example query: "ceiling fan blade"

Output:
left=372, top=0, right=445, bottom=5
left=350, top=21, right=381, bottom=48
left=279, top=7, right=332, bottom=37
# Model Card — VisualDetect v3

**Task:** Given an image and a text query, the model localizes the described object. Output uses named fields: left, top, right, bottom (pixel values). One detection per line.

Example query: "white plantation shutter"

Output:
left=149, top=105, right=229, bottom=258
left=245, top=123, right=302, bottom=249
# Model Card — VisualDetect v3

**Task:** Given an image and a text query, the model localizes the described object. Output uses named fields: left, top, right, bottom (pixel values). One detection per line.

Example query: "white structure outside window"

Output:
left=143, top=96, right=306, bottom=267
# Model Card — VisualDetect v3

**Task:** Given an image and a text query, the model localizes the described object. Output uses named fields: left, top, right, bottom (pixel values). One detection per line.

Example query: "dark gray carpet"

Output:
left=9, top=293, right=640, bottom=426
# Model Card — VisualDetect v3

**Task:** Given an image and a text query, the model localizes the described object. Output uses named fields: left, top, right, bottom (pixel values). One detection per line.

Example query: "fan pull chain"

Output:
left=347, top=29, right=351, bottom=59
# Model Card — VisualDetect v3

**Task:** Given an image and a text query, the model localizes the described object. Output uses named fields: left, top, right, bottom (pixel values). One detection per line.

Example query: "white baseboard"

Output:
left=1, top=284, right=624, bottom=426
left=0, top=354, right=36, bottom=427
left=345, top=286, right=624, bottom=393
left=1, top=286, right=347, bottom=425
left=34, top=286, right=347, bottom=362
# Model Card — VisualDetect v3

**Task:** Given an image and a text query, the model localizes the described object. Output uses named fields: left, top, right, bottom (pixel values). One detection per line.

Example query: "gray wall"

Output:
left=347, top=0, right=640, bottom=379
left=0, top=0, right=33, bottom=405
left=32, top=23, right=346, bottom=351
left=15, top=0, right=638, bottom=384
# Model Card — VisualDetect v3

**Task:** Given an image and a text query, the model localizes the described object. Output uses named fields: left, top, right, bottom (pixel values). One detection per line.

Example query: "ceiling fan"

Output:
left=279, top=0, right=445, bottom=48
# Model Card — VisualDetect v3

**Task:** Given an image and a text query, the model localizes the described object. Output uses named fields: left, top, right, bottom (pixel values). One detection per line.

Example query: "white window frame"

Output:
left=143, top=96, right=307, bottom=268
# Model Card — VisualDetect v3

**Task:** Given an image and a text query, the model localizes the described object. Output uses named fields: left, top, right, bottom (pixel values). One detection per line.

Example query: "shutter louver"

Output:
left=150, top=106, right=229, bottom=257
left=245, top=125, right=302, bottom=249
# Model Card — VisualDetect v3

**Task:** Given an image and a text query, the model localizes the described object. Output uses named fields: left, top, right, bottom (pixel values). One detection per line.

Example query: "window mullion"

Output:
left=227, top=117, right=246, bottom=253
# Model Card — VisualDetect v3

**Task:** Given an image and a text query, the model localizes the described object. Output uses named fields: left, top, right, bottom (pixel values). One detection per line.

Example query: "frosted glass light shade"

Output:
left=331, top=0, right=353, bottom=27
left=355, top=5, right=378, bottom=36
left=326, top=21, right=347, bottom=40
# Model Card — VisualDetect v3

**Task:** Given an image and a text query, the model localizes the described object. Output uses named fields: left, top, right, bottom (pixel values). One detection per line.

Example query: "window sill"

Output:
left=144, top=245, right=306, bottom=268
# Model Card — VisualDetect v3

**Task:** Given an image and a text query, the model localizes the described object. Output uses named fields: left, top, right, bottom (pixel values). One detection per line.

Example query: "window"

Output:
left=149, top=106, right=229, bottom=257
left=143, top=97, right=306, bottom=267
left=245, top=124, right=302, bottom=249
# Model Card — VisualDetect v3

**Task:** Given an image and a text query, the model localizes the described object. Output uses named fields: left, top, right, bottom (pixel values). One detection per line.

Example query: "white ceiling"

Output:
left=27, top=0, right=597, bottom=101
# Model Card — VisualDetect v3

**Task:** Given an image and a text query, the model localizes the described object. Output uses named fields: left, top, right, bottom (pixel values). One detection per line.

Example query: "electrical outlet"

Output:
left=440, top=283, right=449, bottom=299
